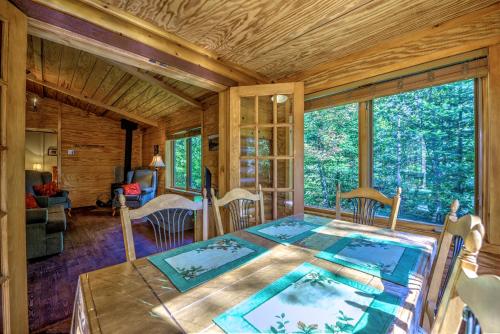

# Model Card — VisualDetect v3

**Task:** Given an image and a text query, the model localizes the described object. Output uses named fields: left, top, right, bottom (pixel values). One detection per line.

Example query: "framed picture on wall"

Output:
left=47, top=146, right=58, bottom=156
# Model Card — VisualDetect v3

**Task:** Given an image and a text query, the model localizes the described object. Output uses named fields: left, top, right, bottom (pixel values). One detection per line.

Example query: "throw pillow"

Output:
left=123, top=183, right=141, bottom=195
left=33, top=181, right=60, bottom=197
left=25, top=193, right=39, bottom=209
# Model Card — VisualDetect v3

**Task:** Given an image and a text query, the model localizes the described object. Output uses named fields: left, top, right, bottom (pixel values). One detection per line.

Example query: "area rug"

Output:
left=214, top=262, right=402, bottom=334
left=148, top=235, right=268, bottom=292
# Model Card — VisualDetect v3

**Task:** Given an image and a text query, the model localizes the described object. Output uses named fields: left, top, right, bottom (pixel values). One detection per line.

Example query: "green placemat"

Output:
left=148, top=235, right=268, bottom=292
left=245, top=214, right=330, bottom=245
left=214, top=262, right=402, bottom=334
left=316, top=233, right=424, bottom=286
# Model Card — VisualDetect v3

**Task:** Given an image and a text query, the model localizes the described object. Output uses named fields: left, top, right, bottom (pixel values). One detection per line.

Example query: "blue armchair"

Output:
left=25, top=170, right=72, bottom=214
left=113, top=169, right=157, bottom=215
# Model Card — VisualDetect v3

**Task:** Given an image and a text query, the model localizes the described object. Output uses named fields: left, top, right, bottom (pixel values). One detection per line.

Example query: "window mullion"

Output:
left=358, top=100, right=373, bottom=188
left=186, top=138, right=191, bottom=191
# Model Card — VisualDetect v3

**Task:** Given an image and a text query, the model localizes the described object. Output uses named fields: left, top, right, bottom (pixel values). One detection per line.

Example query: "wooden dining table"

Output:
left=71, top=214, right=437, bottom=334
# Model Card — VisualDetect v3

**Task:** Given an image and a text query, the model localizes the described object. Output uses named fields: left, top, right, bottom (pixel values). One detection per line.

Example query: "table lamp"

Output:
left=149, top=145, right=165, bottom=195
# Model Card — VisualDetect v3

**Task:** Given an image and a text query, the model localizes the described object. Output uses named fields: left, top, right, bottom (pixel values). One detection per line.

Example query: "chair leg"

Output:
left=67, top=208, right=72, bottom=217
left=112, top=208, right=116, bottom=217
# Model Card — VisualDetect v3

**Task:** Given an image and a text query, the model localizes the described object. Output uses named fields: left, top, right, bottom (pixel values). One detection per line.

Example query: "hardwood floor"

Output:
left=28, top=207, right=194, bottom=333
left=27, top=208, right=499, bottom=333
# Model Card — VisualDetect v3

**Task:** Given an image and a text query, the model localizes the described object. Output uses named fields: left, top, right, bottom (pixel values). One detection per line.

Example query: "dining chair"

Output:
left=119, top=190, right=208, bottom=262
left=431, top=266, right=500, bottom=334
left=211, top=185, right=265, bottom=235
left=422, top=202, right=485, bottom=332
left=335, top=184, right=402, bottom=230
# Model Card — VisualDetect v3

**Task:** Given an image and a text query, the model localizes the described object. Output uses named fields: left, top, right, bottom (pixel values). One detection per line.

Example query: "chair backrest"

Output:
left=127, top=169, right=157, bottom=190
left=211, top=186, right=265, bottom=235
left=422, top=203, right=485, bottom=332
left=431, top=254, right=497, bottom=333
left=119, top=190, right=208, bottom=261
left=25, top=170, right=52, bottom=194
left=335, top=185, right=402, bottom=230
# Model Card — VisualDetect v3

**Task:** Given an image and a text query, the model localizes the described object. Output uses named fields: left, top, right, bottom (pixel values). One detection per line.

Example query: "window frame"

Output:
left=171, top=135, right=202, bottom=193
left=304, top=78, right=481, bottom=228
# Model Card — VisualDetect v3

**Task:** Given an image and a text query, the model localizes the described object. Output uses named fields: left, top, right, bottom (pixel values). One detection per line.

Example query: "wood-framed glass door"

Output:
left=228, top=83, right=304, bottom=220
left=0, top=1, right=28, bottom=332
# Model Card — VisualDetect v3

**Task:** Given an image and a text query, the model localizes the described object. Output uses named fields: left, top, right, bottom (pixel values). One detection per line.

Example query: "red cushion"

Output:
left=25, top=193, right=39, bottom=209
left=122, top=183, right=141, bottom=195
left=33, top=181, right=60, bottom=197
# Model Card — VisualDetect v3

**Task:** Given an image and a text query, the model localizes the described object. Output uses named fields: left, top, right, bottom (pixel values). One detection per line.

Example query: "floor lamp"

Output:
left=149, top=145, right=165, bottom=196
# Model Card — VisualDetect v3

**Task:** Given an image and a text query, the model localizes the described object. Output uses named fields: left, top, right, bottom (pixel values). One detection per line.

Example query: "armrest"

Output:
left=35, top=196, right=49, bottom=208
left=57, top=190, right=70, bottom=198
left=141, top=187, right=154, bottom=194
left=26, top=208, right=48, bottom=225
left=114, top=187, right=124, bottom=197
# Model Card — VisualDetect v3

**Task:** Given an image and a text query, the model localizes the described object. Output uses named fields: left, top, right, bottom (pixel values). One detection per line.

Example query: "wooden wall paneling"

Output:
left=487, top=44, right=500, bottom=245
left=292, top=3, right=500, bottom=94
left=218, top=90, right=230, bottom=196
left=202, top=95, right=219, bottom=190
left=56, top=42, right=79, bottom=89
left=41, top=39, right=62, bottom=84
left=80, top=59, right=113, bottom=98
left=27, top=76, right=158, bottom=127
left=0, top=1, right=29, bottom=331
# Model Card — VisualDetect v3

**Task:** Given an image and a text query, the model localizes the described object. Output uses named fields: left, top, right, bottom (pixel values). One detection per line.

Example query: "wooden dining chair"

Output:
left=431, top=266, right=500, bottom=334
left=119, top=190, right=208, bottom=261
left=422, top=201, right=485, bottom=332
left=335, top=184, right=402, bottom=230
left=211, top=185, right=265, bottom=235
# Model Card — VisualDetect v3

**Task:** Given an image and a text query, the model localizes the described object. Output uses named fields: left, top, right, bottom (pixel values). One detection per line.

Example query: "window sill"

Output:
left=165, top=187, right=202, bottom=197
left=304, top=205, right=441, bottom=237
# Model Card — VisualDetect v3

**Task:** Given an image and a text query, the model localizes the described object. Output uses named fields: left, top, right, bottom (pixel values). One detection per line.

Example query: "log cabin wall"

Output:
left=26, top=97, right=142, bottom=207
left=142, top=95, right=219, bottom=196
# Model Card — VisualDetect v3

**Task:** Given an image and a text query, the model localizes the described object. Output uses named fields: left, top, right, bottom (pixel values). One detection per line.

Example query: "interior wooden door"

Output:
left=0, top=1, right=28, bottom=332
left=228, top=83, right=304, bottom=220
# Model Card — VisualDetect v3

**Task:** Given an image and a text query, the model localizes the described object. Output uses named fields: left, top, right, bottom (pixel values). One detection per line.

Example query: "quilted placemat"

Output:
left=245, top=214, right=331, bottom=245
left=316, top=234, right=424, bottom=286
left=214, top=262, right=402, bottom=334
left=148, top=235, right=268, bottom=292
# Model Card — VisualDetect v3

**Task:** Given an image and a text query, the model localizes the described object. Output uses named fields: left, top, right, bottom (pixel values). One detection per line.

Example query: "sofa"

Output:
left=113, top=169, right=157, bottom=214
left=26, top=205, right=67, bottom=259
left=25, top=170, right=72, bottom=214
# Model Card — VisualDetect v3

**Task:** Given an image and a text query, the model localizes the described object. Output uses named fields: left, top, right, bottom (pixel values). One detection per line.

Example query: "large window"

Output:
left=373, top=80, right=475, bottom=224
left=172, top=135, right=202, bottom=191
left=304, top=79, right=477, bottom=225
left=304, top=103, right=359, bottom=209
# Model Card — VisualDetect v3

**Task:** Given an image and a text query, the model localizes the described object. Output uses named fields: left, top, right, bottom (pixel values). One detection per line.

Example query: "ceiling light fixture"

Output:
left=271, top=95, right=288, bottom=104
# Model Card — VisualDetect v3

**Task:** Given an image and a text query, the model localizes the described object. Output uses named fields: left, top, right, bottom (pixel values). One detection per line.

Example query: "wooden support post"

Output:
left=358, top=101, right=373, bottom=188
left=487, top=44, right=500, bottom=245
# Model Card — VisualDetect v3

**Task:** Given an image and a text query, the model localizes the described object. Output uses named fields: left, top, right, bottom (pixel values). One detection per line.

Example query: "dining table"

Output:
left=70, top=214, right=437, bottom=334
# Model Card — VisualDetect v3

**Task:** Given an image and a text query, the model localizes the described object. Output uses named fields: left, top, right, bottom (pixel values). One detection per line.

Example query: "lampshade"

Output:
left=149, top=154, right=165, bottom=168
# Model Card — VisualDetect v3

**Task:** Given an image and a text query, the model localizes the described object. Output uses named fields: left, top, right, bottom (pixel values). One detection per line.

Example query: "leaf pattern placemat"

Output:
left=316, top=234, right=424, bottom=286
left=245, top=214, right=331, bottom=245
left=214, top=262, right=402, bottom=334
left=148, top=235, right=268, bottom=292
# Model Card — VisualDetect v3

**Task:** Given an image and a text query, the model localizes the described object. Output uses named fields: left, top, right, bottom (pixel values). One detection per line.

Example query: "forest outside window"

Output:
left=304, top=78, right=477, bottom=226
left=172, top=135, right=202, bottom=192
left=304, top=103, right=359, bottom=209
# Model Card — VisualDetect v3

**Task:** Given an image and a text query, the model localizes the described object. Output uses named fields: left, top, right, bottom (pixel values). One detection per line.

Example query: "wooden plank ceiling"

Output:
left=26, top=35, right=212, bottom=123
left=90, top=0, right=497, bottom=81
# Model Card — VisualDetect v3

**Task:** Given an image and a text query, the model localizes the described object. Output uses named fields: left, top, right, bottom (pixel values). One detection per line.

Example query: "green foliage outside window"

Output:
left=174, top=139, right=187, bottom=188
left=173, top=135, right=202, bottom=191
left=304, top=79, right=475, bottom=225
left=304, top=103, right=359, bottom=209
left=373, top=80, right=475, bottom=224
left=190, top=136, right=202, bottom=190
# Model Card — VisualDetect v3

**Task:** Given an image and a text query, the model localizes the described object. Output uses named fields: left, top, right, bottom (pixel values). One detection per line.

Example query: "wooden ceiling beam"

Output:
left=109, top=61, right=203, bottom=109
left=27, top=76, right=158, bottom=127
left=12, top=0, right=269, bottom=91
